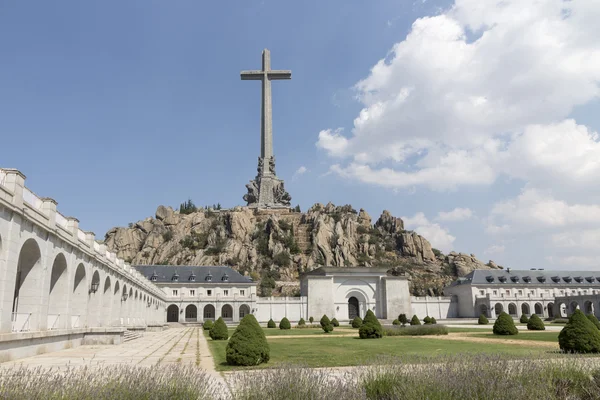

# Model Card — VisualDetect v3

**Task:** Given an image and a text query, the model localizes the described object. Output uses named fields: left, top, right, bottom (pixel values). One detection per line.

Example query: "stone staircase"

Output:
left=123, top=330, right=142, bottom=343
left=295, top=223, right=312, bottom=254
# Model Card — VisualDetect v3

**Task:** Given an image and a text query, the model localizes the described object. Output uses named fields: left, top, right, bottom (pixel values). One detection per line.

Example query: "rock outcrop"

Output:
left=103, top=203, right=501, bottom=296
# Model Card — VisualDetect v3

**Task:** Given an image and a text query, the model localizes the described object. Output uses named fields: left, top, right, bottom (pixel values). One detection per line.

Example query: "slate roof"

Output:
left=449, top=269, right=600, bottom=287
left=133, top=265, right=254, bottom=284
left=302, top=267, right=391, bottom=276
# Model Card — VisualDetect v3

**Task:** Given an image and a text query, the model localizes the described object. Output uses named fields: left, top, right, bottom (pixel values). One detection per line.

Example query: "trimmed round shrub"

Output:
left=267, top=319, right=276, bottom=328
left=298, top=318, right=306, bottom=326
left=587, top=314, right=600, bottom=330
left=423, top=316, right=432, bottom=325
left=209, top=317, right=229, bottom=340
left=203, top=319, right=214, bottom=330
left=392, top=319, right=400, bottom=325
left=520, top=314, right=529, bottom=324
left=559, top=309, right=600, bottom=353
left=279, top=317, right=291, bottom=330
left=410, top=315, right=421, bottom=326
left=320, top=314, right=333, bottom=333
left=398, top=314, right=408, bottom=326
left=493, top=312, right=518, bottom=335
left=431, top=317, right=437, bottom=324
left=527, top=314, right=545, bottom=331
left=309, top=316, right=314, bottom=324
left=478, top=314, right=489, bottom=325
left=359, top=310, right=383, bottom=339
left=331, top=318, right=339, bottom=327
left=226, top=314, right=270, bottom=366
left=351, top=316, right=362, bottom=328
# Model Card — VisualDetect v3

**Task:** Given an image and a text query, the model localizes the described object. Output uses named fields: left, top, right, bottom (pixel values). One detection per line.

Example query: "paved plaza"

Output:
left=0, top=327, right=216, bottom=374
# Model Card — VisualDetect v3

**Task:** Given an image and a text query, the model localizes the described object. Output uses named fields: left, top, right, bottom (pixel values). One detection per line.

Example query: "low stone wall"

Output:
left=146, top=324, right=169, bottom=332
left=0, top=328, right=125, bottom=363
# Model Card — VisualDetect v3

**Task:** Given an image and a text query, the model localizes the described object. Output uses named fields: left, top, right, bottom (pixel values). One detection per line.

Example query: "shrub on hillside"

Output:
left=298, top=318, right=306, bottom=326
left=384, top=325, right=448, bottom=336
left=279, top=317, right=291, bottom=330
left=493, top=312, right=518, bottom=335
left=203, top=320, right=214, bottom=330
left=398, top=314, right=408, bottom=326
left=392, top=319, right=400, bottom=325
left=226, top=314, right=270, bottom=366
left=587, top=314, right=600, bottom=330
left=331, top=318, right=339, bottom=327
left=410, top=315, right=421, bottom=326
left=267, top=319, right=276, bottom=328
left=559, top=309, right=600, bottom=353
left=520, top=314, right=529, bottom=324
left=351, top=316, right=363, bottom=328
left=209, top=317, right=229, bottom=340
left=527, top=314, right=545, bottom=331
left=423, top=316, right=432, bottom=325
left=320, top=315, right=334, bottom=333
left=359, top=310, right=383, bottom=339
left=478, top=314, right=489, bottom=325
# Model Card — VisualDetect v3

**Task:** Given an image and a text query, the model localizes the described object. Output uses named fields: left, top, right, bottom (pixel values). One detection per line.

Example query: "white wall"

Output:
left=255, top=297, right=307, bottom=323
left=410, top=296, right=458, bottom=319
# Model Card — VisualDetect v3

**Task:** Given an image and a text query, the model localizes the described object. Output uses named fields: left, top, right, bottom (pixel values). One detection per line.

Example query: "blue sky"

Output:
left=2, top=0, right=600, bottom=271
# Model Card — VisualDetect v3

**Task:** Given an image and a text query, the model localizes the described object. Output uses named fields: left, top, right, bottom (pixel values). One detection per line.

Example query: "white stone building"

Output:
left=444, top=269, right=600, bottom=319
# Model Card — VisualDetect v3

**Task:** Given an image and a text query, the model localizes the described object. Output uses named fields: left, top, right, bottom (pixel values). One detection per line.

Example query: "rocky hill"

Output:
left=103, top=203, right=501, bottom=296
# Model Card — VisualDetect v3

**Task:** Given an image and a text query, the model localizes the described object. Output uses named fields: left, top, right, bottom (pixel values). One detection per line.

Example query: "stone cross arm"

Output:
left=240, top=70, right=292, bottom=80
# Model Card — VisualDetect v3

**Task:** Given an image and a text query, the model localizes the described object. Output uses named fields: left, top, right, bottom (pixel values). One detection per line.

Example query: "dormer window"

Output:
left=172, top=272, right=179, bottom=282
left=486, top=276, right=494, bottom=283
left=205, top=272, right=212, bottom=282
left=563, top=276, right=572, bottom=283
left=551, top=276, right=560, bottom=283
left=574, top=276, right=583, bottom=283
left=150, top=271, right=158, bottom=282
left=222, top=273, right=229, bottom=282
left=586, top=277, right=594, bottom=283
left=189, top=272, right=196, bottom=282
left=510, top=276, right=519, bottom=283
left=522, top=276, right=531, bottom=283
left=537, top=276, right=546, bottom=283
left=498, top=276, right=507, bottom=283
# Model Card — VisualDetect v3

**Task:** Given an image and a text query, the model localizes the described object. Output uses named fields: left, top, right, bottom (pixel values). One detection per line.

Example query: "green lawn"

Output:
left=223, top=326, right=357, bottom=336
left=472, top=331, right=559, bottom=343
left=206, top=335, right=549, bottom=371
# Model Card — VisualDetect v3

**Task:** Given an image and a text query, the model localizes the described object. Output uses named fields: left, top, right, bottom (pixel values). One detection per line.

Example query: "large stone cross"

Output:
left=241, top=49, right=291, bottom=172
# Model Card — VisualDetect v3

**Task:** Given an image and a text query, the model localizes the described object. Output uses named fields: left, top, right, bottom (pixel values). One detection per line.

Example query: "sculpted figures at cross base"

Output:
left=241, top=49, right=292, bottom=208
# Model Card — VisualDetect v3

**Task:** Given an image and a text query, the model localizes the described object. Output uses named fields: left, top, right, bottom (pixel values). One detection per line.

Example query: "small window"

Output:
left=506, top=290, right=510, bottom=295
left=207, top=290, right=212, bottom=296
left=240, top=290, right=245, bottom=296
left=222, top=273, right=229, bottom=282
left=189, top=272, right=196, bottom=282
left=190, top=290, right=195, bottom=296
left=518, top=290, right=523, bottom=295
left=560, top=290, right=565, bottom=294
left=172, top=290, right=178, bottom=296
left=172, top=272, right=179, bottom=282
left=205, top=272, right=212, bottom=282
left=530, top=290, right=535, bottom=295
left=479, top=290, right=485, bottom=295
left=493, top=290, right=497, bottom=296
left=151, top=271, right=158, bottom=281
left=224, top=290, right=229, bottom=296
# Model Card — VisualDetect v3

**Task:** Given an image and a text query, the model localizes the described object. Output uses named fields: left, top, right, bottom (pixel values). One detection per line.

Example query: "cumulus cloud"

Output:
left=437, top=207, right=473, bottom=222
left=403, top=212, right=455, bottom=252
left=317, top=0, right=600, bottom=191
left=293, top=166, right=308, bottom=177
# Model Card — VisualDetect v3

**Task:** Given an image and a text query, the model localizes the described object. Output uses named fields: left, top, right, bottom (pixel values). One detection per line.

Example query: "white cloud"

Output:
left=551, top=229, right=600, bottom=250
left=437, top=207, right=473, bottom=222
left=317, top=0, right=600, bottom=191
left=546, top=255, right=600, bottom=267
left=484, top=244, right=505, bottom=255
left=294, top=166, right=308, bottom=176
left=403, top=212, right=455, bottom=252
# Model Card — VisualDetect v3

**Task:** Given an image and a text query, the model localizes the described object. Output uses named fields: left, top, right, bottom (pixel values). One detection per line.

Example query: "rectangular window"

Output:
left=240, top=290, right=245, bottom=296
left=172, top=290, right=178, bottom=296
left=190, top=290, right=195, bottom=296
left=207, top=290, right=212, bottom=296
left=479, top=290, right=485, bottom=295
left=493, top=290, right=498, bottom=296
left=223, top=290, right=229, bottom=296
left=530, top=290, right=535, bottom=295
left=506, top=290, right=510, bottom=295
left=518, top=290, right=523, bottom=295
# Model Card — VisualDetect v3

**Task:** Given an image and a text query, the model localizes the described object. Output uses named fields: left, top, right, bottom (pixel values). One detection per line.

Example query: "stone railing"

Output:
left=0, top=169, right=166, bottom=301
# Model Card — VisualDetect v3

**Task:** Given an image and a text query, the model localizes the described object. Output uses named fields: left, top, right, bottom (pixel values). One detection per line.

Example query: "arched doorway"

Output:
left=559, top=303, right=567, bottom=318
left=570, top=301, right=580, bottom=314
left=203, top=304, right=215, bottom=320
left=221, top=304, right=233, bottom=321
left=547, top=302, right=554, bottom=318
left=185, top=305, right=197, bottom=322
left=521, top=303, right=530, bottom=316
left=534, top=303, right=543, bottom=316
left=239, top=304, right=250, bottom=319
left=585, top=301, right=594, bottom=315
left=494, top=303, right=503, bottom=316
left=88, top=270, right=101, bottom=327
left=47, top=253, right=68, bottom=330
left=348, top=297, right=359, bottom=320
left=479, top=304, right=488, bottom=317
left=71, top=263, right=87, bottom=328
left=102, top=276, right=112, bottom=326
left=508, top=303, right=517, bottom=316
left=12, top=238, right=43, bottom=332
left=167, top=305, right=179, bottom=322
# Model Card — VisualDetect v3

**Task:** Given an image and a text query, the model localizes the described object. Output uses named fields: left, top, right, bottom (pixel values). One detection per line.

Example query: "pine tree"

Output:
left=493, top=312, right=518, bottom=335
left=559, top=309, right=600, bottom=353
left=226, top=314, right=270, bottom=366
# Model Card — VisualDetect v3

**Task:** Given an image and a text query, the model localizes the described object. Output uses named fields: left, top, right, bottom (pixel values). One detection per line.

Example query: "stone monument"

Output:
left=241, top=49, right=292, bottom=208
